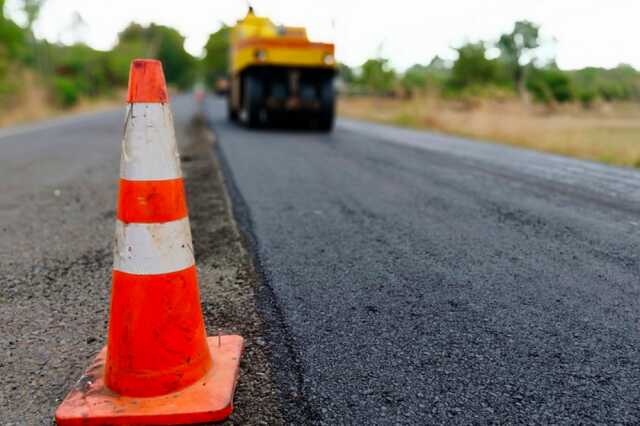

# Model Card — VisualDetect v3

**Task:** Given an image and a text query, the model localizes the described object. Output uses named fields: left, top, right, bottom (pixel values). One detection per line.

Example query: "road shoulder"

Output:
left=0, top=110, right=284, bottom=425
left=178, top=114, right=285, bottom=425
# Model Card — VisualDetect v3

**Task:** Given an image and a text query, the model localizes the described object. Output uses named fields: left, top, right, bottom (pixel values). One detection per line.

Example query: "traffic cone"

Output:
left=55, top=59, right=244, bottom=425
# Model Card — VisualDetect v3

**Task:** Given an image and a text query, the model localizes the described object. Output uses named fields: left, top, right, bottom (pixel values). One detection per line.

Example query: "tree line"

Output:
left=1, top=0, right=638, bottom=109
left=0, top=0, right=200, bottom=108
left=340, top=21, right=640, bottom=106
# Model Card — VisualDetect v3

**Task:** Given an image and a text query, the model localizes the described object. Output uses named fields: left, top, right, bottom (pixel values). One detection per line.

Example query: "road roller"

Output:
left=228, top=7, right=336, bottom=130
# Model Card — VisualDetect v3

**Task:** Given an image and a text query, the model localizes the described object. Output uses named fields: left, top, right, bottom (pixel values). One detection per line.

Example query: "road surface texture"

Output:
left=0, top=95, right=283, bottom=424
left=207, top=96, right=640, bottom=424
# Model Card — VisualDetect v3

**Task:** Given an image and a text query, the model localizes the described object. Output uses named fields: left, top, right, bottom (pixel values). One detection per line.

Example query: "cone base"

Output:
left=55, top=335, right=244, bottom=425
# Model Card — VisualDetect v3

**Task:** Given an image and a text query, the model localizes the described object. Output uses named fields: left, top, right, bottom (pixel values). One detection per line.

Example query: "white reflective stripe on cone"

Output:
left=120, top=103, right=182, bottom=181
left=113, top=218, right=195, bottom=275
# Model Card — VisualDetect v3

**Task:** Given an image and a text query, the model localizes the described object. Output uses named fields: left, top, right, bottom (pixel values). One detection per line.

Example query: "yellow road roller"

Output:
left=227, top=8, right=336, bottom=130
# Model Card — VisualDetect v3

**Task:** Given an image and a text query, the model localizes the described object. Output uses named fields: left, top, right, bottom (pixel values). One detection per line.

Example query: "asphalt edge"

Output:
left=203, top=100, right=322, bottom=425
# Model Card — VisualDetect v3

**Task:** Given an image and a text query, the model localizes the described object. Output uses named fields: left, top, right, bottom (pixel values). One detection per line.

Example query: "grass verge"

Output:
left=339, top=96, right=640, bottom=169
left=0, top=71, right=123, bottom=128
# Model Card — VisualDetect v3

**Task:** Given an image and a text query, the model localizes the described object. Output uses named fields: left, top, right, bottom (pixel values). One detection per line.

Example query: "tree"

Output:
left=401, top=63, right=428, bottom=94
left=400, top=58, right=452, bottom=95
left=358, top=57, right=396, bottom=94
left=337, top=63, right=355, bottom=85
left=202, top=25, right=230, bottom=88
left=22, top=0, right=45, bottom=60
left=0, top=0, right=26, bottom=59
left=526, top=65, right=573, bottom=104
left=569, top=64, right=640, bottom=103
left=0, top=0, right=27, bottom=90
left=497, top=20, right=540, bottom=97
left=22, top=0, right=45, bottom=31
left=113, top=23, right=196, bottom=89
left=449, top=42, right=497, bottom=89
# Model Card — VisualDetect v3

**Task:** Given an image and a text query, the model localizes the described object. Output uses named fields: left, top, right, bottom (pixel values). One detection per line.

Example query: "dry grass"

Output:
left=0, top=71, right=123, bottom=128
left=339, top=96, right=640, bottom=168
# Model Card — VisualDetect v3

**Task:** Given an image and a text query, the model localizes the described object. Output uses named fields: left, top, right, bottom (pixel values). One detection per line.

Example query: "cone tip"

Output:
left=127, top=59, right=169, bottom=103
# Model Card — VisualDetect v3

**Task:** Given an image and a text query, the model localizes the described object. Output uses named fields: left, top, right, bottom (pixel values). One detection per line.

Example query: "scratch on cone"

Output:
left=55, top=59, right=244, bottom=425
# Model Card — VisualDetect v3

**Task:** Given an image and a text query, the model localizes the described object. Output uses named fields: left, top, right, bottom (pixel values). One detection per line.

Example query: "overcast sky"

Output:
left=5, top=0, right=639, bottom=71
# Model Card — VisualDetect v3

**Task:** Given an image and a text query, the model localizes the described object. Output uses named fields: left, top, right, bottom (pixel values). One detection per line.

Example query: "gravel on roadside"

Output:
left=0, top=110, right=284, bottom=425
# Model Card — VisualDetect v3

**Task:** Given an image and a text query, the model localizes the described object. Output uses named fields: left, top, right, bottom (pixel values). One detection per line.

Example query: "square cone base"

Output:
left=55, top=335, right=244, bottom=425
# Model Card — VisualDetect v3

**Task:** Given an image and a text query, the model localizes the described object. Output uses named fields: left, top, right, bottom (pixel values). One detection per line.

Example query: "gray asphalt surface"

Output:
left=208, top=96, right=640, bottom=424
left=0, top=96, right=282, bottom=424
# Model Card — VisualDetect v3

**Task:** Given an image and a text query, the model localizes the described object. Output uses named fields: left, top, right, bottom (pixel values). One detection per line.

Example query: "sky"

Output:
left=5, top=0, right=640, bottom=71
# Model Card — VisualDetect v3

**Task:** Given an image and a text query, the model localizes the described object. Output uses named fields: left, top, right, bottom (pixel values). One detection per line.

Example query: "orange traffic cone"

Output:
left=55, top=59, right=244, bottom=425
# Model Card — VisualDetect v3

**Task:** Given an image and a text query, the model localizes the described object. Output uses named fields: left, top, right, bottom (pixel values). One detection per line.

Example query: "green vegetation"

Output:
left=526, top=66, right=573, bottom=104
left=358, top=58, right=396, bottom=95
left=339, top=95, right=640, bottom=169
left=341, top=21, right=640, bottom=106
left=448, top=42, right=502, bottom=90
left=202, top=25, right=230, bottom=87
left=1, top=0, right=638, bottom=120
left=497, top=20, right=540, bottom=97
left=116, top=23, right=197, bottom=89
left=0, top=0, right=198, bottom=113
left=0, top=0, right=26, bottom=93
left=338, top=21, right=640, bottom=169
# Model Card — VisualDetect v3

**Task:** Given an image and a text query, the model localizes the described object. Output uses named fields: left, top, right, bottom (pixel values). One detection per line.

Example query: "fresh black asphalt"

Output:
left=207, top=97, right=640, bottom=424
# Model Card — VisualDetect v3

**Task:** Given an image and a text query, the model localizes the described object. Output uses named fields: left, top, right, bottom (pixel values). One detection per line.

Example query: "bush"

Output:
left=52, top=77, right=79, bottom=107
left=598, top=82, right=628, bottom=101
left=203, top=25, right=230, bottom=88
left=0, top=5, right=26, bottom=62
left=526, top=67, right=574, bottom=103
left=357, top=58, right=396, bottom=95
left=577, top=89, right=597, bottom=107
left=448, top=43, right=503, bottom=91
left=570, top=65, right=640, bottom=103
left=447, top=83, right=515, bottom=101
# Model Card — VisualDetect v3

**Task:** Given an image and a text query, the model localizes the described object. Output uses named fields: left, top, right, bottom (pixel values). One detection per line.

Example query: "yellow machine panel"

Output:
left=230, top=9, right=335, bottom=75
left=227, top=8, right=336, bottom=130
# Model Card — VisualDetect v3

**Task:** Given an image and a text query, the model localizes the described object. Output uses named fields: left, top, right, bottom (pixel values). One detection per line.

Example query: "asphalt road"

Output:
left=208, top=97, right=640, bottom=424
left=2, top=95, right=639, bottom=424
left=0, top=96, right=282, bottom=424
